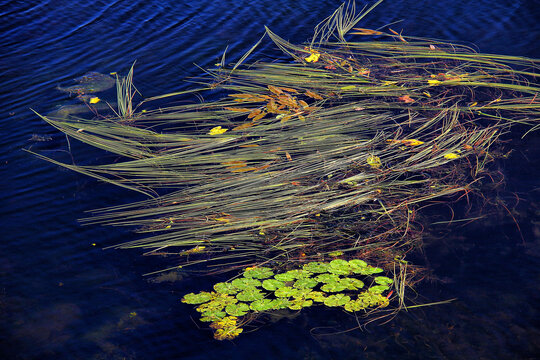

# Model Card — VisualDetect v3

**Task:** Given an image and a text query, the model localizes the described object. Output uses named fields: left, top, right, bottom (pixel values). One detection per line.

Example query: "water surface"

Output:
left=1, top=1, right=539, bottom=359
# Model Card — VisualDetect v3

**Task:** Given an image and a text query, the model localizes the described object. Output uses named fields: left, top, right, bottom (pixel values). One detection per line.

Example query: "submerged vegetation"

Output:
left=31, top=1, right=538, bottom=340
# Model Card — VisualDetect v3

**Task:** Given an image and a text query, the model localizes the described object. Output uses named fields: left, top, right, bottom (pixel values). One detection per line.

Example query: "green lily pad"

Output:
left=274, top=286, right=300, bottom=298
left=305, top=291, right=326, bottom=302
left=199, top=310, right=227, bottom=322
left=288, top=298, right=313, bottom=310
left=348, top=259, right=368, bottom=268
left=274, top=272, right=297, bottom=282
left=328, top=259, right=351, bottom=275
left=196, top=298, right=230, bottom=313
left=181, top=292, right=213, bottom=304
left=343, top=299, right=368, bottom=312
left=214, top=282, right=239, bottom=295
left=338, top=277, right=364, bottom=290
left=250, top=299, right=275, bottom=312
left=302, top=262, right=329, bottom=273
left=374, top=276, right=393, bottom=286
left=236, top=288, right=265, bottom=302
left=231, top=277, right=262, bottom=289
left=367, top=285, right=389, bottom=294
left=270, top=298, right=292, bottom=310
left=314, top=273, right=341, bottom=283
left=356, top=266, right=384, bottom=275
left=293, top=278, right=319, bottom=289
left=262, top=278, right=285, bottom=291
left=243, top=267, right=274, bottom=279
left=292, top=288, right=313, bottom=299
left=324, top=294, right=351, bottom=307
left=321, top=282, right=347, bottom=293
left=225, top=302, right=250, bottom=317
left=210, top=294, right=238, bottom=305
left=359, top=292, right=388, bottom=307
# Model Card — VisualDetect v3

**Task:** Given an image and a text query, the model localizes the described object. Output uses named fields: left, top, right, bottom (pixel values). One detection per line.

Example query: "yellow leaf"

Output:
left=422, top=91, right=431, bottom=98
left=215, top=217, right=230, bottom=223
left=366, top=155, right=382, bottom=168
left=89, top=97, right=100, bottom=104
left=208, top=126, right=228, bottom=135
left=443, top=153, right=460, bottom=160
left=305, top=52, right=321, bottom=63
left=428, top=79, right=442, bottom=85
left=402, top=139, right=424, bottom=146
left=382, top=81, right=397, bottom=86
left=340, top=85, right=357, bottom=91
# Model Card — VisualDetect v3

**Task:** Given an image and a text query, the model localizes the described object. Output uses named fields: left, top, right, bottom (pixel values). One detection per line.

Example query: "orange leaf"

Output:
left=252, top=111, right=267, bottom=122
left=239, top=144, right=259, bottom=148
left=285, top=152, right=292, bottom=161
left=305, top=90, right=323, bottom=100
left=247, top=108, right=262, bottom=119
left=233, top=123, right=254, bottom=131
left=398, top=95, right=415, bottom=103
left=351, top=28, right=383, bottom=35
left=268, top=85, right=283, bottom=95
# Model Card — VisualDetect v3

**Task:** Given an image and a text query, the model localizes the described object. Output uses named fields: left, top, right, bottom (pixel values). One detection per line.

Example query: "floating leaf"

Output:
left=196, top=300, right=226, bottom=313
left=208, top=126, right=228, bottom=135
left=343, top=299, right=368, bottom=312
left=182, top=292, right=212, bottom=304
left=243, top=267, right=274, bottom=279
left=235, top=288, right=265, bottom=302
left=305, top=52, right=321, bottom=63
left=305, top=90, right=323, bottom=100
left=324, top=294, right=351, bottom=307
left=262, top=279, right=285, bottom=291
left=232, top=123, right=254, bottom=131
left=305, top=291, right=326, bottom=302
left=199, top=310, right=227, bottom=322
left=443, top=152, right=460, bottom=160
left=274, top=272, right=296, bottom=282
left=288, top=298, right=313, bottom=310
left=368, top=285, right=390, bottom=294
left=315, top=273, right=341, bottom=284
left=274, top=286, right=299, bottom=298
left=214, top=282, right=239, bottom=295
left=270, top=298, right=292, bottom=310
left=225, top=302, right=250, bottom=316
left=214, top=326, right=243, bottom=340
left=302, top=262, right=329, bottom=273
left=328, top=259, right=351, bottom=275
left=250, top=299, right=275, bottom=312
left=348, top=259, right=368, bottom=271
left=89, top=96, right=100, bottom=104
left=374, top=276, right=393, bottom=286
left=321, top=282, right=347, bottom=293
left=339, top=277, right=364, bottom=290
left=293, top=278, right=319, bottom=289
left=231, top=278, right=262, bottom=289
left=210, top=316, right=238, bottom=329
left=366, top=154, right=382, bottom=168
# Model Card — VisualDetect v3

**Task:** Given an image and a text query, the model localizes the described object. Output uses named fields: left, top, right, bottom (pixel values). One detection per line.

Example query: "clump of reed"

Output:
left=30, top=0, right=538, bottom=336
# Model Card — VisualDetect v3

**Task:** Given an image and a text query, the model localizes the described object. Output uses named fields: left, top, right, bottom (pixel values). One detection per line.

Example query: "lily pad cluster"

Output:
left=181, top=260, right=393, bottom=340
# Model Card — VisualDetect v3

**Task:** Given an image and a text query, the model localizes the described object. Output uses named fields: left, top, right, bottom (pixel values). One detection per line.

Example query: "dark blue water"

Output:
left=1, top=1, right=539, bottom=359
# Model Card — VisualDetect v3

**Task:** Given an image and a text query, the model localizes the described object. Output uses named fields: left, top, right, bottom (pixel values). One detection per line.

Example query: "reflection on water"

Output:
left=1, top=0, right=539, bottom=359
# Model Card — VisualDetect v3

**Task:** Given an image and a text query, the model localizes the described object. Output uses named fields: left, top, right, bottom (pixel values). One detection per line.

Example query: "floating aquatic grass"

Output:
left=31, top=0, right=539, bottom=340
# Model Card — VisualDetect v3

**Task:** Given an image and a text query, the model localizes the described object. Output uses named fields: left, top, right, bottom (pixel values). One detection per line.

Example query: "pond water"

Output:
left=1, top=1, right=539, bottom=359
